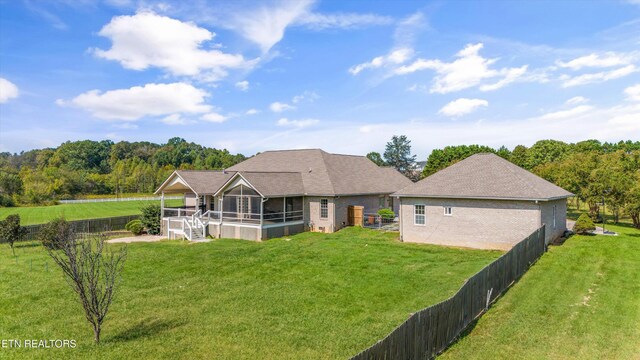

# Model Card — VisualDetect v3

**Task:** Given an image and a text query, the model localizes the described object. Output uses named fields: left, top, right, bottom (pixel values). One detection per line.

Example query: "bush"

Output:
left=573, top=213, right=596, bottom=235
left=39, top=218, right=73, bottom=250
left=377, top=208, right=395, bottom=219
left=0, top=193, right=15, bottom=207
left=125, top=220, right=144, bottom=235
left=140, top=204, right=161, bottom=235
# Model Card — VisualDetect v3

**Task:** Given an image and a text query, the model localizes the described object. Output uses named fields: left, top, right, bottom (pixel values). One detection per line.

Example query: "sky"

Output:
left=0, top=0, right=639, bottom=159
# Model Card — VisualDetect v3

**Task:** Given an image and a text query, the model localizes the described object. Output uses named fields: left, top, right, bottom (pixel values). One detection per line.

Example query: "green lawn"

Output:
left=0, top=227, right=501, bottom=360
left=0, top=199, right=182, bottom=225
left=441, top=223, right=640, bottom=359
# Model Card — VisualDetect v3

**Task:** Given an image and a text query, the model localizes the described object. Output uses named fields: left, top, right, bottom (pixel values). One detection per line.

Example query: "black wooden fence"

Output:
left=351, top=227, right=546, bottom=360
left=20, top=215, right=140, bottom=242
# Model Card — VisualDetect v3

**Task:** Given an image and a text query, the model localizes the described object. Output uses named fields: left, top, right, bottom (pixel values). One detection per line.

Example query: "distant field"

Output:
left=0, top=199, right=183, bottom=225
left=442, top=223, right=640, bottom=359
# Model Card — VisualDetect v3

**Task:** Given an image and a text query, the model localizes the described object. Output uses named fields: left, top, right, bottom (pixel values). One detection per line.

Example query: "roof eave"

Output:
left=392, top=194, right=574, bottom=201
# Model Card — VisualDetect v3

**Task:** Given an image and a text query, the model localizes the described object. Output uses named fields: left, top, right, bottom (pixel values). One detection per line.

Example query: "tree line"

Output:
left=0, top=137, right=246, bottom=206
left=368, top=137, right=640, bottom=228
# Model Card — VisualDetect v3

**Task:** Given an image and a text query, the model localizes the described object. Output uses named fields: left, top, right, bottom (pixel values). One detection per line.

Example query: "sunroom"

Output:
left=156, top=170, right=306, bottom=241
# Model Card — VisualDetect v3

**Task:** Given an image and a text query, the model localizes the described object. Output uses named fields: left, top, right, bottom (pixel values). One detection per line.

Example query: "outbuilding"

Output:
left=394, top=153, right=573, bottom=250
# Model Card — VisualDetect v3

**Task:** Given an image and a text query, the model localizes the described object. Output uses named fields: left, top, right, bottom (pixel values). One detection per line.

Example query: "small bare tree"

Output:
left=42, top=221, right=127, bottom=344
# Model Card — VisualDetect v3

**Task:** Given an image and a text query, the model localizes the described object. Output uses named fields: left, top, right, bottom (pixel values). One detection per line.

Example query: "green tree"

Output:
left=140, top=204, right=161, bottom=235
left=624, top=177, right=640, bottom=229
left=526, top=140, right=569, bottom=169
left=366, top=152, right=386, bottom=166
left=0, top=214, right=26, bottom=255
left=383, top=135, right=417, bottom=178
left=510, top=145, right=528, bottom=168
left=422, top=144, right=495, bottom=177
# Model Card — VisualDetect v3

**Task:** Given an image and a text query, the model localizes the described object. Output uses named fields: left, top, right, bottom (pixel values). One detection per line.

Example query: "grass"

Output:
left=0, top=227, right=501, bottom=359
left=441, top=223, right=640, bottom=359
left=0, top=199, right=182, bottom=225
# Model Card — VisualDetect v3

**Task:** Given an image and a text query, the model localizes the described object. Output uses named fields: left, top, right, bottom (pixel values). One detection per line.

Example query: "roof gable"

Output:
left=394, top=153, right=573, bottom=200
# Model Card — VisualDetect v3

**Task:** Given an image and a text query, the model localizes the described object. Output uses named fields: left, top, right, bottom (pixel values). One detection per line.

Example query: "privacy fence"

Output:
left=20, top=215, right=140, bottom=242
left=351, top=226, right=546, bottom=360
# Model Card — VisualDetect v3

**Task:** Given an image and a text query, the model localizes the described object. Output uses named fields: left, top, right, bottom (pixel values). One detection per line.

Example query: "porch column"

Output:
left=260, top=198, right=264, bottom=227
left=283, top=196, right=286, bottom=222
left=161, top=192, right=165, bottom=218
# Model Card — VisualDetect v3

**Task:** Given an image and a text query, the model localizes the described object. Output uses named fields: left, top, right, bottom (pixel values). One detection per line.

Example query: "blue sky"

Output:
left=0, top=0, right=639, bottom=158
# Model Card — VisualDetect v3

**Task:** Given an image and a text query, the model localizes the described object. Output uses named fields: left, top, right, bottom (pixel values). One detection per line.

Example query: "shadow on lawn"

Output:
left=109, top=318, right=186, bottom=343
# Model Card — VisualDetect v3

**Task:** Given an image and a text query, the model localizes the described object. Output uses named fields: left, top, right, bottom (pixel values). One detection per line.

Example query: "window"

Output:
left=379, top=196, right=385, bottom=208
left=320, top=199, right=329, bottom=219
left=553, top=205, right=557, bottom=229
left=414, top=205, right=426, bottom=225
left=444, top=206, right=452, bottom=216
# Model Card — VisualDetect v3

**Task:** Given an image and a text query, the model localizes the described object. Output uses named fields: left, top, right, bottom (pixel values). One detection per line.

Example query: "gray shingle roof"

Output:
left=156, top=149, right=412, bottom=197
left=394, top=153, right=573, bottom=200
left=238, top=172, right=305, bottom=197
left=227, top=149, right=412, bottom=195
left=171, top=170, right=234, bottom=194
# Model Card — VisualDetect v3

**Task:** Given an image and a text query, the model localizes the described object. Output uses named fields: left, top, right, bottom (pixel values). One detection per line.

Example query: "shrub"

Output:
left=39, top=218, right=74, bottom=250
left=125, top=220, right=144, bottom=235
left=377, top=208, right=395, bottom=219
left=0, top=193, right=15, bottom=207
left=573, top=213, right=596, bottom=235
left=140, top=204, right=161, bottom=235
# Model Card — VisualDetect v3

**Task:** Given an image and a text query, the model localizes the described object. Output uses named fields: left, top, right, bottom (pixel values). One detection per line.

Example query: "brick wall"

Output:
left=399, top=197, right=541, bottom=250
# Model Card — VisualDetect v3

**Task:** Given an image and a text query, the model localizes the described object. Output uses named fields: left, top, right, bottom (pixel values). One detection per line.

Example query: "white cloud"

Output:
left=58, top=82, right=211, bottom=120
left=235, top=80, right=249, bottom=91
left=556, top=51, right=638, bottom=70
left=218, top=0, right=391, bottom=53
left=349, top=48, right=414, bottom=75
left=93, top=12, right=248, bottom=80
left=539, top=105, right=594, bottom=120
left=439, top=98, right=488, bottom=117
left=0, top=78, right=19, bottom=103
left=560, top=65, right=637, bottom=87
left=276, top=117, right=319, bottom=128
left=291, top=91, right=318, bottom=104
left=161, top=114, right=193, bottom=125
left=624, top=83, right=640, bottom=101
left=296, top=12, right=393, bottom=30
left=479, top=66, right=528, bottom=91
left=229, top=0, right=314, bottom=53
left=246, top=108, right=260, bottom=115
left=269, top=101, right=295, bottom=113
left=565, top=96, right=589, bottom=105
left=201, top=112, right=227, bottom=123
left=395, top=43, right=529, bottom=94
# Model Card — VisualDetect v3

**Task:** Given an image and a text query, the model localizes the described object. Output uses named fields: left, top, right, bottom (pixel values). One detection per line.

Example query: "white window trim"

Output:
left=320, top=198, right=329, bottom=219
left=444, top=206, right=453, bottom=216
left=553, top=205, right=557, bottom=229
left=414, top=204, right=426, bottom=226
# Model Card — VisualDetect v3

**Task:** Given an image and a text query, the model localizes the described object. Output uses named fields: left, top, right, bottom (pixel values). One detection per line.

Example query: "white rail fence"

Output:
left=59, top=196, right=182, bottom=204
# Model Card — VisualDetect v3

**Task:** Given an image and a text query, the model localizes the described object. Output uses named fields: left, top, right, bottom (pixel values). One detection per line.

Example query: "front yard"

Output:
left=441, top=223, right=640, bottom=359
left=0, top=227, right=500, bottom=359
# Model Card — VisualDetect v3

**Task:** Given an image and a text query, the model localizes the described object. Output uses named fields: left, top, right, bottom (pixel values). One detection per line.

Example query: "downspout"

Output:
left=398, top=196, right=403, bottom=242
left=260, top=197, right=268, bottom=240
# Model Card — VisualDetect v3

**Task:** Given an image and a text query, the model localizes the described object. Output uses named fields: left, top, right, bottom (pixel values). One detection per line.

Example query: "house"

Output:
left=393, top=153, right=573, bottom=250
left=155, top=149, right=412, bottom=241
